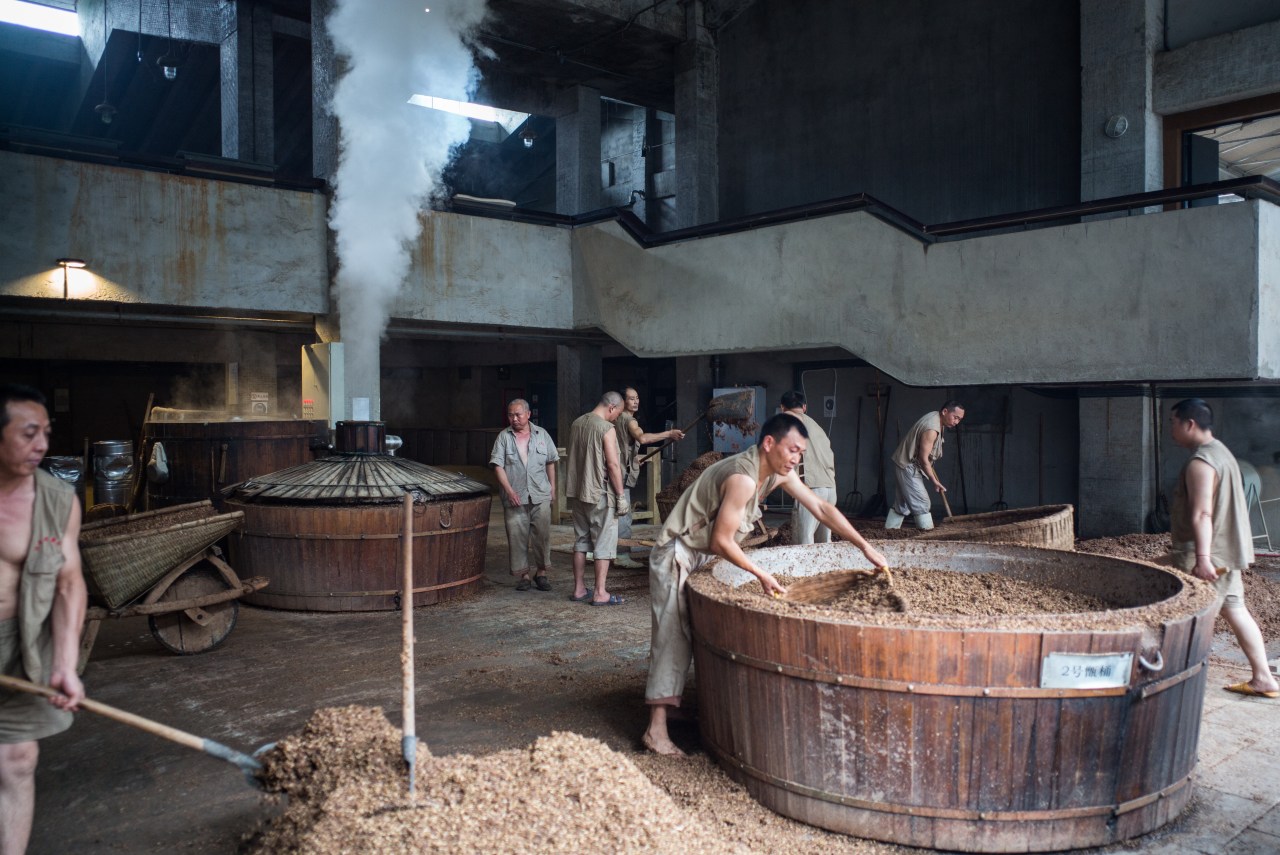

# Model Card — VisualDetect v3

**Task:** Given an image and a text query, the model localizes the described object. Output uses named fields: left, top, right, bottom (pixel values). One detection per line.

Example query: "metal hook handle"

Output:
left=1138, top=650, right=1164, bottom=672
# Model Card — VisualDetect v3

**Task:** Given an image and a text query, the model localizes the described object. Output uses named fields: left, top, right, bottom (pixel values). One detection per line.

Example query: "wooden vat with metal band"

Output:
left=225, top=421, right=491, bottom=611
left=686, top=540, right=1219, bottom=852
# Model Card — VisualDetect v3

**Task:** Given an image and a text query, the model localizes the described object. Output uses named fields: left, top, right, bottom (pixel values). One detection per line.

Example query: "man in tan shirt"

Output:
left=565, top=392, right=628, bottom=606
left=780, top=390, right=837, bottom=544
left=886, top=401, right=965, bottom=531
left=0, top=384, right=86, bottom=854
left=1166, top=397, right=1277, bottom=698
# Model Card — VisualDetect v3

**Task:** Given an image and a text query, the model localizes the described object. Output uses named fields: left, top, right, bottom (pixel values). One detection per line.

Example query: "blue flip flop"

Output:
left=569, top=589, right=593, bottom=602
left=590, top=594, right=626, bottom=606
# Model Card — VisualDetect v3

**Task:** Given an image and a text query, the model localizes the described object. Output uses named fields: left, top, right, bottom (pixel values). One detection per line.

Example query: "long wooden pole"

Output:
left=0, top=674, right=262, bottom=780
left=401, top=492, right=417, bottom=796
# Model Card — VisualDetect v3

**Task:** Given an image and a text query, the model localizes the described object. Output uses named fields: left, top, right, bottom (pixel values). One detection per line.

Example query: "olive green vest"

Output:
left=796, top=412, right=836, bottom=490
left=658, top=446, right=778, bottom=552
left=20, top=468, right=75, bottom=682
left=566, top=412, right=613, bottom=505
left=615, top=411, right=641, bottom=488
left=892, top=410, right=944, bottom=470
left=1170, top=439, right=1254, bottom=572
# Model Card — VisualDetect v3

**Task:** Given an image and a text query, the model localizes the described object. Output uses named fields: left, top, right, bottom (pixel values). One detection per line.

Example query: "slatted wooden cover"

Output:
left=227, top=453, right=490, bottom=504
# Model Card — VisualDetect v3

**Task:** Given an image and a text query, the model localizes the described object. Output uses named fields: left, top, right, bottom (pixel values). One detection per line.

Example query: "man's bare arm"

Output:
left=603, top=430, right=625, bottom=497
left=918, top=429, right=944, bottom=491
left=628, top=420, right=684, bottom=446
left=1185, top=459, right=1219, bottom=582
left=708, top=474, right=786, bottom=597
left=783, top=473, right=887, bottom=567
left=49, top=499, right=86, bottom=710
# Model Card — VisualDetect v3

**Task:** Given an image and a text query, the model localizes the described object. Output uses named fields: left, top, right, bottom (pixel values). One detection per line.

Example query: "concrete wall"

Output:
left=715, top=0, right=1080, bottom=223
left=1154, top=16, right=1280, bottom=113
left=572, top=200, right=1273, bottom=385
left=0, top=151, right=328, bottom=313
left=1165, top=0, right=1280, bottom=49
left=1262, top=203, right=1280, bottom=379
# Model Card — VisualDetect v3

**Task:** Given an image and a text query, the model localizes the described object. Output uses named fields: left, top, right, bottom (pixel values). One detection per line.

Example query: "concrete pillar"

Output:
left=1077, top=394, right=1155, bottom=537
left=674, top=0, right=718, bottom=228
left=554, top=86, right=601, bottom=215
left=220, top=0, right=275, bottom=163
left=311, top=0, right=339, bottom=182
left=1080, top=0, right=1163, bottom=202
left=556, top=344, right=602, bottom=446
left=675, top=355, right=713, bottom=471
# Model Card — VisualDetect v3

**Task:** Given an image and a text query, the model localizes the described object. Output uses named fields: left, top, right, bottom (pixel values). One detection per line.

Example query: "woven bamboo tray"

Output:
left=79, top=501, right=245, bottom=608
left=916, top=504, right=1074, bottom=551
left=656, top=497, right=677, bottom=526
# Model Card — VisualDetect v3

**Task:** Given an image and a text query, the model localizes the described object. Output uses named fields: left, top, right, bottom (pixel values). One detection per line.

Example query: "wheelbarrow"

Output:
left=77, top=501, right=267, bottom=671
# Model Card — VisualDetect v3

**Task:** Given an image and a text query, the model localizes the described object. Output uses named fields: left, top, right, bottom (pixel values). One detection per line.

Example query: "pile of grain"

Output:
left=656, top=452, right=723, bottom=504
left=248, top=706, right=740, bottom=854
left=1078, top=532, right=1280, bottom=639
left=814, top=568, right=1114, bottom=615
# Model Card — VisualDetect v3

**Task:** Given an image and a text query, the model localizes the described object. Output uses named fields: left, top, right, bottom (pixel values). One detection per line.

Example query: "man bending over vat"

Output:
left=1165, top=398, right=1278, bottom=699
left=642, top=413, right=889, bottom=755
left=0, top=384, right=86, bottom=854
left=886, top=401, right=964, bottom=530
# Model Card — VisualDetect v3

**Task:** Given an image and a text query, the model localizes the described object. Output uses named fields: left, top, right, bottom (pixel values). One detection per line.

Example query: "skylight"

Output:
left=0, top=0, right=80, bottom=36
left=408, top=94, right=528, bottom=132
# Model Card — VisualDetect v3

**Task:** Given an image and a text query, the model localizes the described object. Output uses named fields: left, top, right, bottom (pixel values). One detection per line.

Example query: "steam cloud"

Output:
left=326, top=0, right=489, bottom=417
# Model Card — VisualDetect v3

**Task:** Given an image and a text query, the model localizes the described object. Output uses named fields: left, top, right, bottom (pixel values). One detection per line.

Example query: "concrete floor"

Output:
left=28, top=499, right=1280, bottom=854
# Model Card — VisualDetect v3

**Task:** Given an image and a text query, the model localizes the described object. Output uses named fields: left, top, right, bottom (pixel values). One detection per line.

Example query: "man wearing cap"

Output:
left=780, top=390, right=837, bottom=544
left=886, top=401, right=965, bottom=531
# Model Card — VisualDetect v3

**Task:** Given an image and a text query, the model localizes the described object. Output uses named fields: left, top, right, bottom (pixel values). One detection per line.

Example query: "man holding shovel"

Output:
left=614, top=387, right=684, bottom=569
left=642, top=413, right=888, bottom=755
left=0, top=384, right=85, bottom=855
left=886, top=401, right=965, bottom=531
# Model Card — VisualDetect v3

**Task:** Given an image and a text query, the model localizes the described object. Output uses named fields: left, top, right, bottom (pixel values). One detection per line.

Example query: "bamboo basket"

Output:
left=656, top=496, right=677, bottom=526
left=79, top=501, right=245, bottom=608
left=916, top=504, right=1074, bottom=551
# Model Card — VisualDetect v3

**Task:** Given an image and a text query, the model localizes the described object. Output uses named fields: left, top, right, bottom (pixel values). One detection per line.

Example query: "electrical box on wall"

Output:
left=301, top=343, right=345, bottom=427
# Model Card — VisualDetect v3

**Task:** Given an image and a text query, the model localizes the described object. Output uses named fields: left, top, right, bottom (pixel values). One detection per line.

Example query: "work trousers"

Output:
left=503, top=500, right=553, bottom=574
left=645, top=538, right=715, bottom=705
left=792, top=485, right=836, bottom=545
left=891, top=464, right=932, bottom=516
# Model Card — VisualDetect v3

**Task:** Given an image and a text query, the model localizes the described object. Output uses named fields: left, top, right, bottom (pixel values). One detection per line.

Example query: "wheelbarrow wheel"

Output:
left=148, top=565, right=239, bottom=655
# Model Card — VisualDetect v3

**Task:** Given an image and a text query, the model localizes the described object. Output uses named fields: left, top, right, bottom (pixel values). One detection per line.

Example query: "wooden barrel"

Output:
left=687, top=540, right=1219, bottom=852
left=918, top=504, right=1075, bottom=550
left=226, top=493, right=489, bottom=611
left=144, top=419, right=328, bottom=509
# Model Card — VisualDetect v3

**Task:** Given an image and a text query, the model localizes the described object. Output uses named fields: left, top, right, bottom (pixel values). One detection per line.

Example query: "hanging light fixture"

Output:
left=520, top=127, right=536, bottom=149
left=94, top=0, right=116, bottom=123
left=156, top=0, right=179, bottom=80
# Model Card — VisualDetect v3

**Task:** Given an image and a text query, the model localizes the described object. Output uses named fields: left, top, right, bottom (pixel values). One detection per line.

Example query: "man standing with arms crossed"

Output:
left=490, top=398, right=559, bottom=592
left=0, top=384, right=86, bottom=854
left=886, top=400, right=965, bottom=531
left=614, top=387, right=684, bottom=569
left=566, top=392, right=629, bottom=606
left=780, top=390, right=837, bottom=544
left=1165, top=398, right=1277, bottom=698
left=642, top=413, right=889, bottom=755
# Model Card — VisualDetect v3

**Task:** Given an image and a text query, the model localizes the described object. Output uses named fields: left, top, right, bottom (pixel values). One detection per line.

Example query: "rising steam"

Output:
left=326, top=0, right=489, bottom=417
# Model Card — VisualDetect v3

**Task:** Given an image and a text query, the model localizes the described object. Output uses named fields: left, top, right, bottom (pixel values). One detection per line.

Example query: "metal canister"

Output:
left=93, top=440, right=134, bottom=481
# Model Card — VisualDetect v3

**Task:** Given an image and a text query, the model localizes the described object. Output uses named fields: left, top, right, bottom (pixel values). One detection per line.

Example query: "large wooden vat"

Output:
left=687, top=541, right=1220, bottom=852
left=144, top=417, right=327, bottom=509
left=226, top=494, right=490, bottom=611
left=224, top=421, right=491, bottom=612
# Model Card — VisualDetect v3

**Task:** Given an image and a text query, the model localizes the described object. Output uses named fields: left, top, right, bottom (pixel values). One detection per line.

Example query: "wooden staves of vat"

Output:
left=687, top=540, right=1219, bottom=853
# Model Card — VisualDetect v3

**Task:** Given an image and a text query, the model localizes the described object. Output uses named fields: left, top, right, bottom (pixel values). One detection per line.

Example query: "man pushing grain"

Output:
left=886, top=401, right=965, bottom=530
left=642, top=413, right=888, bottom=755
left=1165, top=398, right=1278, bottom=699
left=0, top=384, right=86, bottom=854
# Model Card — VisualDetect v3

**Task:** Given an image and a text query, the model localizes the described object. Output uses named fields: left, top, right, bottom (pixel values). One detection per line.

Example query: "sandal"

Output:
left=515, top=578, right=532, bottom=592
left=534, top=575, right=552, bottom=591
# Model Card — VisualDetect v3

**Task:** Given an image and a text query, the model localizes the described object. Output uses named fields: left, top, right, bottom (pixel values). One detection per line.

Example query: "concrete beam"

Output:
left=674, top=0, right=718, bottom=227
left=221, top=0, right=275, bottom=164
left=1154, top=18, right=1280, bottom=114
left=554, top=86, right=602, bottom=215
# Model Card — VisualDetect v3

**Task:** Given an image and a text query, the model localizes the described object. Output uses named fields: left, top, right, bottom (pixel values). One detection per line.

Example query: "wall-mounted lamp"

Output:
left=56, top=258, right=86, bottom=300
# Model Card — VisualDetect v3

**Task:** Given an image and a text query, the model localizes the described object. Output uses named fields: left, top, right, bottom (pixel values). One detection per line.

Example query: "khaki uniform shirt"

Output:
left=615, top=412, right=642, bottom=488
left=795, top=412, right=836, bottom=490
left=489, top=424, right=559, bottom=504
left=566, top=412, right=613, bottom=505
left=892, top=410, right=944, bottom=470
left=658, top=446, right=778, bottom=553
left=1170, top=439, right=1254, bottom=572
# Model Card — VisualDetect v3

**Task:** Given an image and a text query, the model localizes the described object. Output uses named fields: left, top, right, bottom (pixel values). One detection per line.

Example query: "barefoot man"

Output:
left=0, top=384, right=86, bottom=854
left=642, top=413, right=889, bottom=754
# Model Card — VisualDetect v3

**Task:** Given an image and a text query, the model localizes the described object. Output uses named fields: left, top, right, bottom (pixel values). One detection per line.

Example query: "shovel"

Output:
left=0, top=673, right=265, bottom=786
left=636, top=388, right=757, bottom=466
